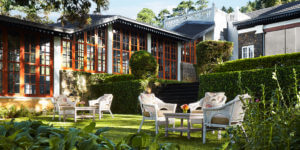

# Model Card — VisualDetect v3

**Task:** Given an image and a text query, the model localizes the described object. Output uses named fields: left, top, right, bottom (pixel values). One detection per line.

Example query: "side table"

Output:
left=61, top=106, right=97, bottom=122
left=164, top=113, right=203, bottom=139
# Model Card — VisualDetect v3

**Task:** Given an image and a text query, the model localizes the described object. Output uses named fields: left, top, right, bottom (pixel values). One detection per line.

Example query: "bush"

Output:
left=90, top=80, right=143, bottom=114
left=214, top=52, right=300, bottom=73
left=199, top=65, right=300, bottom=100
left=129, top=50, right=158, bottom=79
left=0, top=120, right=178, bottom=150
left=196, top=40, right=233, bottom=74
left=222, top=69, right=300, bottom=150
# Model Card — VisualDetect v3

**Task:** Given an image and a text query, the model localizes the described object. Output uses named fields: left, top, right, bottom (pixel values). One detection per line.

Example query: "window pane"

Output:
left=8, top=31, right=20, bottom=94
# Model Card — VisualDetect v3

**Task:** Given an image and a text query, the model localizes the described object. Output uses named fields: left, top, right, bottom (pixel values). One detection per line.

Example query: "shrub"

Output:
left=129, top=50, right=158, bottom=79
left=196, top=40, right=233, bottom=74
left=199, top=65, right=300, bottom=100
left=214, top=52, right=300, bottom=73
left=90, top=80, right=143, bottom=114
left=222, top=68, right=300, bottom=150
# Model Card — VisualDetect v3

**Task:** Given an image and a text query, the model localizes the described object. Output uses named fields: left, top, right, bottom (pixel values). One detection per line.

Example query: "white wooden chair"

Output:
left=89, top=94, right=114, bottom=120
left=202, top=94, right=251, bottom=143
left=52, top=95, right=77, bottom=121
left=189, top=92, right=227, bottom=126
left=137, top=93, right=177, bottom=135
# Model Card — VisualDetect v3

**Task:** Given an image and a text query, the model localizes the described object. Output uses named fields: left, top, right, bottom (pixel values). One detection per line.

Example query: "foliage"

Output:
left=0, top=105, right=41, bottom=119
left=199, top=65, right=300, bottom=100
left=195, top=0, right=209, bottom=10
left=213, top=52, right=300, bottom=73
left=172, top=0, right=196, bottom=16
left=129, top=50, right=158, bottom=79
left=221, top=6, right=234, bottom=13
left=157, top=9, right=171, bottom=27
left=221, top=68, right=300, bottom=150
left=196, top=40, right=233, bottom=74
left=136, top=8, right=157, bottom=25
left=0, top=0, right=109, bottom=26
left=240, top=0, right=297, bottom=13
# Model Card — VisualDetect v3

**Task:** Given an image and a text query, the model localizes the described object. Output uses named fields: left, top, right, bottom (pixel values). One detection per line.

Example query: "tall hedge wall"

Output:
left=89, top=80, right=143, bottom=114
left=199, top=65, right=300, bottom=100
left=214, top=52, right=300, bottom=73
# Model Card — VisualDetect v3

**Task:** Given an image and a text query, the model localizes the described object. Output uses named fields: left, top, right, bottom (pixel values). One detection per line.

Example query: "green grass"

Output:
left=1, top=114, right=227, bottom=150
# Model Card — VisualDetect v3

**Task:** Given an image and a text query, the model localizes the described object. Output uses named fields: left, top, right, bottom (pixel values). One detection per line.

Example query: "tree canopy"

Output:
left=136, top=8, right=157, bottom=25
left=240, top=0, right=297, bottom=13
left=0, top=0, right=109, bottom=26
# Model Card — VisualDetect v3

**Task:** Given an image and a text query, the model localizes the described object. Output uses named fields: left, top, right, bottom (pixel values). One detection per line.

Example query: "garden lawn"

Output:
left=1, top=114, right=227, bottom=150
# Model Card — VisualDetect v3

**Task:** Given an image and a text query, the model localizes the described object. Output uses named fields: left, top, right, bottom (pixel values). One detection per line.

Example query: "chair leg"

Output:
left=138, top=118, right=144, bottom=133
left=203, top=125, right=206, bottom=144
left=218, top=130, right=222, bottom=139
left=109, top=110, right=114, bottom=118
left=52, top=110, right=55, bottom=120
left=155, top=119, right=158, bottom=135
left=99, top=110, right=102, bottom=120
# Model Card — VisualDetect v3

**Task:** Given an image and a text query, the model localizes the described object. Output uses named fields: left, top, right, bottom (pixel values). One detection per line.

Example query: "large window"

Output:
left=87, top=30, right=96, bottom=71
left=151, top=37, right=177, bottom=80
left=112, top=28, right=147, bottom=74
left=40, top=37, right=52, bottom=95
left=62, top=38, right=72, bottom=68
left=0, top=30, right=3, bottom=93
left=24, top=37, right=36, bottom=95
left=97, top=29, right=106, bottom=72
left=75, top=34, right=84, bottom=70
left=181, top=41, right=197, bottom=64
left=8, top=31, right=20, bottom=94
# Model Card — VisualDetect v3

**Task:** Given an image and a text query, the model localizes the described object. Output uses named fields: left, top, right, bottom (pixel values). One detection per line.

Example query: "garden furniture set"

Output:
left=52, top=94, right=114, bottom=122
left=138, top=92, right=251, bottom=143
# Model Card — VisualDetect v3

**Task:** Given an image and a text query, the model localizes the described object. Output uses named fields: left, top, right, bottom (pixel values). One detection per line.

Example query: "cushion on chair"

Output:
left=211, top=114, right=229, bottom=125
left=202, top=92, right=225, bottom=108
left=191, top=110, right=203, bottom=113
left=158, top=110, right=173, bottom=117
left=140, top=93, right=156, bottom=105
left=143, top=111, right=151, bottom=117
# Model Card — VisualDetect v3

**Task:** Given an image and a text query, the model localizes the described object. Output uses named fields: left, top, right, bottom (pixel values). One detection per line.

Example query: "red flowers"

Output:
left=181, top=104, right=189, bottom=111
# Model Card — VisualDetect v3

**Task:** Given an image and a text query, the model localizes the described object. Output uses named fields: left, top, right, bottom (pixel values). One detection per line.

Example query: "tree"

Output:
left=0, top=0, right=110, bottom=26
left=239, top=0, right=296, bottom=13
left=172, top=0, right=196, bottom=16
left=157, top=9, right=170, bottom=27
left=227, top=7, right=234, bottom=13
left=136, top=8, right=157, bottom=25
left=221, top=6, right=227, bottom=12
left=195, top=0, right=208, bottom=10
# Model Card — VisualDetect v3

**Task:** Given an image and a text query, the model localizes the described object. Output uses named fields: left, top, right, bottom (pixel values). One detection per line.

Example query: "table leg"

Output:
left=93, top=109, right=95, bottom=121
left=187, top=118, right=190, bottom=139
left=202, top=120, right=204, bottom=139
left=74, top=109, right=77, bottom=122
left=63, top=109, right=66, bottom=122
left=165, top=117, right=169, bottom=137
left=180, top=118, right=183, bottom=136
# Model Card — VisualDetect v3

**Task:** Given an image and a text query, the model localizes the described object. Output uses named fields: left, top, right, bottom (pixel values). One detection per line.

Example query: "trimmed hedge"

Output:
left=196, top=40, right=233, bottom=74
left=214, top=52, right=300, bottom=73
left=199, top=65, right=300, bottom=100
left=90, top=80, right=143, bottom=114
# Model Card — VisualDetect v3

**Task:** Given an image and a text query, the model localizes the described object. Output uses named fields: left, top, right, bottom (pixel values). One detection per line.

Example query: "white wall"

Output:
left=107, top=25, right=113, bottom=74
left=53, top=36, right=61, bottom=97
left=213, top=9, right=228, bottom=40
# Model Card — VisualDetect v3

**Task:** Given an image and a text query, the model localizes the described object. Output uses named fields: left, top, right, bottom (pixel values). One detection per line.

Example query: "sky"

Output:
left=45, top=0, right=252, bottom=22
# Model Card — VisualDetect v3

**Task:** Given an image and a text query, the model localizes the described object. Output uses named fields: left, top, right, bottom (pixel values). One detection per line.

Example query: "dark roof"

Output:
left=51, top=14, right=192, bottom=40
left=234, top=1, right=300, bottom=29
left=0, top=14, right=73, bottom=36
left=0, top=14, right=191, bottom=41
left=172, top=21, right=214, bottom=39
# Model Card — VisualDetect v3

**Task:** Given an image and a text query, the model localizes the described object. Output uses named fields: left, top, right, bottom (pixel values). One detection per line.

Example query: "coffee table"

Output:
left=164, top=113, right=203, bottom=139
left=61, top=106, right=97, bottom=122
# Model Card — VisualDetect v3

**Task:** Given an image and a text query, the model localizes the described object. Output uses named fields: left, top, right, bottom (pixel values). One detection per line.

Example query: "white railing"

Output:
left=164, top=7, right=214, bottom=30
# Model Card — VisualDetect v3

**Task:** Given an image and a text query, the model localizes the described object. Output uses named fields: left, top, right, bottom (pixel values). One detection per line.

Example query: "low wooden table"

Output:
left=61, top=106, right=97, bottom=122
left=164, top=113, right=203, bottom=139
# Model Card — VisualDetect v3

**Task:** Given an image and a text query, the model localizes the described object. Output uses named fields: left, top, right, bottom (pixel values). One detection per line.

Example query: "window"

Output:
left=0, top=30, right=3, bottom=93
left=8, top=31, right=20, bottom=94
left=122, top=30, right=130, bottom=74
left=75, top=33, right=84, bottom=70
left=113, top=29, right=121, bottom=73
left=62, top=38, right=72, bottom=68
left=131, top=32, right=138, bottom=53
left=40, top=37, right=51, bottom=95
left=87, top=30, right=96, bottom=71
left=97, top=29, right=106, bottom=72
left=139, top=33, right=147, bottom=51
left=181, top=41, right=197, bottom=64
left=242, top=45, right=254, bottom=59
left=24, top=37, right=36, bottom=95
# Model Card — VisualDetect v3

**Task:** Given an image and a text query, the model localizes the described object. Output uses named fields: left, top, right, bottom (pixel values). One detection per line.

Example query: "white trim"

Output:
left=238, top=25, right=264, bottom=34
left=147, top=33, right=151, bottom=53
left=241, top=45, right=254, bottom=59
left=107, top=25, right=113, bottom=74
left=177, top=42, right=182, bottom=81
left=264, top=18, right=300, bottom=29
left=53, top=36, right=61, bottom=97
left=0, top=96, right=52, bottom=100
